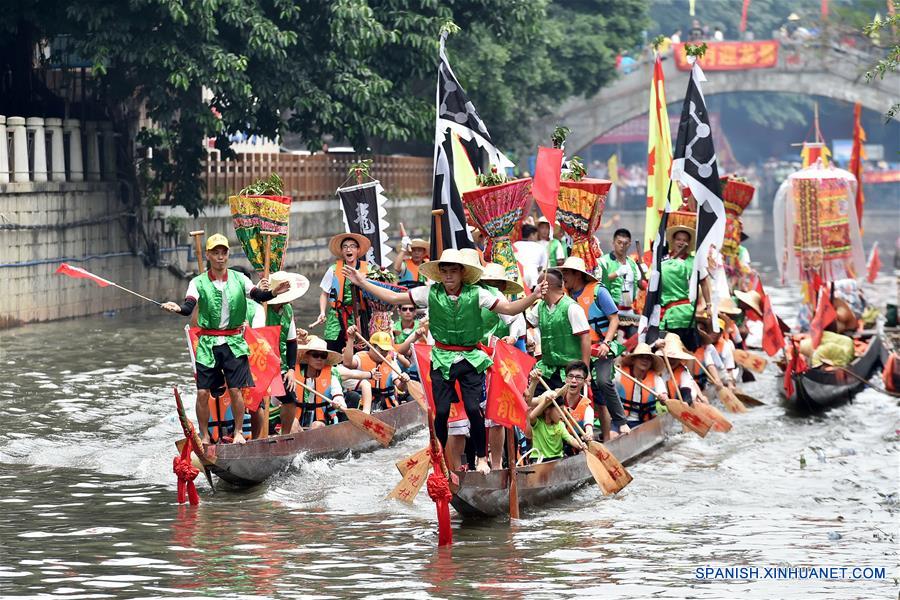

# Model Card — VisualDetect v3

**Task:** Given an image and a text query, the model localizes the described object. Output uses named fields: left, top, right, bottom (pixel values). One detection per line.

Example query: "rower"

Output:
left=615, top=343, right=668, bottom=428
left=264, top=271, right=310, bottom=434
left=340, top=248, right=547, bottom=475
left=556, top=257, right=630, bottom=440
left=599, top=228, right=642, bottom=336
left=526, top=389, right=582, bottom=463
left=162, top=234, right=289, bottom=444
left=342, top=326, right=409, bottom=412
left=393, top=237, right=430, bottom=288
left=560, top=361, right=595, bottom=439
left=311, top=233, right=372, bottom=353
left=656, top=334, right=708, bottom=405
left=698, top=318, right=738, bottom=389
left=295, top=336, right=347, bottom=429
left=659, top=221, right=705, bottom=351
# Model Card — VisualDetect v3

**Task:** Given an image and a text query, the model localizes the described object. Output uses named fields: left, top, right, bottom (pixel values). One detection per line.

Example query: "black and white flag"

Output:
left=431, top=32, right=512, bottom=258
left=638, top=199, right=671, bottom=344
left=671, top=59, right=726, bottom=330
left=337, top=180, right=391, bottom=267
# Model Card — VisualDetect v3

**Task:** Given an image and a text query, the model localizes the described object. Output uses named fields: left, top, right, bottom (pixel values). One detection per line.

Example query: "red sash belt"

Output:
left=434, top=341, right=490, bottom=354
left=197, top=327, right=241, bottom=337
left=660, top=298, right=691, bottom=318
left=617, top=304, right=633, bottom=310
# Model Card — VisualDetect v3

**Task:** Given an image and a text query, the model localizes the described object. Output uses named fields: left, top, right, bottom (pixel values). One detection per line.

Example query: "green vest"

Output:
left=537, top=295, right=582, bottom=377
left=428, top=284, right=491, bottom=379
left=659, top=255, right=695, bottom=329
left=547, top=238, right=567, bottom=267
left=599, top=253, right=640, bottom=305
left=393, top=318, right=419, bottom=344
left=324, top=261, right=367, bottom=341
left=266, top=304, right=295, bottom=371
left=479, top=284, right=509, bottom=343
left=194, top=270, right=250, bottom=368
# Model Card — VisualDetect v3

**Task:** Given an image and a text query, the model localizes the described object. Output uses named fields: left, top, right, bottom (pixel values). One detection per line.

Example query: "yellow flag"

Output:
left=607, top=154, right=619, bottom=185
left=450, top=132, right=478, bottom=194
left=644, top=54, right=681, bottom=249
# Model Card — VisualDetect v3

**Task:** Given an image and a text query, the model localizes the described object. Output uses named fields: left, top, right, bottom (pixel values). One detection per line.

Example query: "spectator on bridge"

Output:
left=713, top=27, right=724, bottom=42
left=689, top=19, right=704, bottom=41
left=670, top=29, right=682, bottom=44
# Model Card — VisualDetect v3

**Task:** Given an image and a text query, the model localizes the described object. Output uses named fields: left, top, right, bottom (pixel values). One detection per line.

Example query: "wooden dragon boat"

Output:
left=449, top=414, right=674, bottom=518
left=780, top=335, right=884, bottom=415
left=175, top=392, right=426, bottom=488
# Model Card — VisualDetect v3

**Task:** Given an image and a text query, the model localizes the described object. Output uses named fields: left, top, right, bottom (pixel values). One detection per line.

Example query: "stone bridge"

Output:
left=542, top=40, right=898, bottom=154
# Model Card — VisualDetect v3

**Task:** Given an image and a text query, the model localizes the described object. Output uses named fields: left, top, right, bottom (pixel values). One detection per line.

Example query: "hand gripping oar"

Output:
left=353, top=330, right=428, bottom=412
left=537, top=378, right=631, bottom=494
left=693, top=359, right=749, bottom=413
left=294, top=379, right=395, bottom=447
left=618, top=365, right=712, bottom=437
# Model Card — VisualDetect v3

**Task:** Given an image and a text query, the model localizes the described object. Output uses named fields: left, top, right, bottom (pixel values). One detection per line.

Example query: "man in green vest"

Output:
left=527, top=269, right=592, bottom=390
left=599, top=228, right=643, bottom=337
left=162, top=233, right=289, bottom=444
left=310, top=233, right=372, bottom=353
left=341, top=248, right=547, bottom=475
left=659, top=225, right=700, bottom=350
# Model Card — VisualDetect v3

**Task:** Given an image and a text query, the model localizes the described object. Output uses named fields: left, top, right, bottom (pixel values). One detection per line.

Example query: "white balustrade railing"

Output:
left=0, top=115, right=118, bottom=185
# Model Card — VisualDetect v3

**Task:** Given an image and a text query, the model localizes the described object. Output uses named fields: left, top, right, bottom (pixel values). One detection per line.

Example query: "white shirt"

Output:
left=526, top=297, right=590, bottom=336
left=513, top=240, right=548, bottom=288
left=186, top=272, right=254, bottom=346
left=319, top=265, right=337, bottom=293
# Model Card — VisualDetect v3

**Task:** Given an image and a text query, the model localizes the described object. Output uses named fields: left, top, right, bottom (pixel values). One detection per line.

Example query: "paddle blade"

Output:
left=588, top=441, right=633, bottom=492
left=720, top=388, right=748, bottom=413
left=585, top=451, right=618, bottom=495
left=734, top=390, right=765, bottom=407
left=406, top=380, right=429, bottom=413
left=387, top=457, right=431, bottom=504
left=692, top=402, right=733, bottom=432
left=345, top=408, right=395, bottom=447
left=664, top=399, right=712, bottom=437
left=735, top=349, right=768, bottom=373
left=396, top=446, right=431, bottom=476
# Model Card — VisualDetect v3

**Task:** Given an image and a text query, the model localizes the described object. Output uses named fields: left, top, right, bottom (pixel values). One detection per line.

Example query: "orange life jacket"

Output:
left=619, top=365, right=659, bottom=422
left=564, top=395, right=591, bottom=424
left=573, top=281, right=601, bottom=343
left=355, top=351, right=396, bottom=406
left=403, top=259, right=427, bottom=282
left=295, top=364, right=336, bottom=424
left=206, top=391, right=251, bottom=441
left=330, top=260, right=369, bottom=311
left=666, top=363, right=692, bottom=401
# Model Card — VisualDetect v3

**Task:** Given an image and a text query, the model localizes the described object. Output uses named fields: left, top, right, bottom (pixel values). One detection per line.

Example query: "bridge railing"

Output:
left=169, top=151, right=434, bottom=204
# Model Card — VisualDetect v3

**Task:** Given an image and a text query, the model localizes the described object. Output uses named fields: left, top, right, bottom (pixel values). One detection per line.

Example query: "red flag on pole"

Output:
left=740, top=0, right=752, bottom=32
left=55, top=263, right=112, bottom=287
left=755, top=278, right=786, bottom=357
left=532, top=146, right=563, bottom=226
left=412, top=343, right=467, bottom=422
left=866, top=242, right=882, bottom=283
left=485, top=340, right=535, bottom=429
left=849, top=102, right=867, bottom=228
left=809, top=286, right=837, bottom=347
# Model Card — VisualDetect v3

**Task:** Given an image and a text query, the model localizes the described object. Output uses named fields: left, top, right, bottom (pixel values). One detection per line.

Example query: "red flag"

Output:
left=55, top=263, right=112, bottom=287
left=485, top=340, right=535, bottom=429
left=740, top=0, right=751, bottom=32
left=866, top=242, right=882, bottom=283
left=190, top=325, right=284, bottom=411
left=755, top=278, right=786, bottom=357
left=849, top=102, right=867, bottom=228
left=809, top=286, right=836, bottom=347
left=516, top=260, right=533, bottom=296
left=783, top=340, right=808, bottom=398
left=821, top=0, right=829, bottom=20
left=532, top=146, right=563, bottom=226
left=412, top=343, right=466, bottom=422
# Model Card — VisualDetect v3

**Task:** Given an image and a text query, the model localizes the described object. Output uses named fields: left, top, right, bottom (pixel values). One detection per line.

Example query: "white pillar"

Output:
left=8, top=116, right=28, bottom=182
left=0, top=116, right=8, bottom=184
left=63, top=119, right=83, bottom=182
left=26, top=117, right=47, bottom=183
left=45, top=118, right=65, bottom=182
left=100, top=121, right=116, bottom=180
left=84, top=120, right=101, bottom=181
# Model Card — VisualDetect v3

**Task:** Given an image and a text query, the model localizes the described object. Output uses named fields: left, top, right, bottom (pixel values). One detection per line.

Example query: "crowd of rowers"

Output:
left=161, top=214, right=798, bottom=476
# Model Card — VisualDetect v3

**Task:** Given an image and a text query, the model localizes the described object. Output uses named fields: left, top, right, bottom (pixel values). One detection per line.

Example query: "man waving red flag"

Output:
left=485, top=340, right=535, bottom=429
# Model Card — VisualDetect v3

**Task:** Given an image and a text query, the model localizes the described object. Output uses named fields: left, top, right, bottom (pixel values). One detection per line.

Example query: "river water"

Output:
left=0, top=268, right=897, bottom=599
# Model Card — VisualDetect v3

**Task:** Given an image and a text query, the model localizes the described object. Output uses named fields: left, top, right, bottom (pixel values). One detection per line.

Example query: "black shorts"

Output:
left=196, top=344, right=255, bottom=391
left=273, top=386, right=298, bottom=406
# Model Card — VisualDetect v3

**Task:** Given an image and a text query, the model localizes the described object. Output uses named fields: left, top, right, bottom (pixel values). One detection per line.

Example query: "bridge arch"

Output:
left=543, top=42, right=898, bottom=155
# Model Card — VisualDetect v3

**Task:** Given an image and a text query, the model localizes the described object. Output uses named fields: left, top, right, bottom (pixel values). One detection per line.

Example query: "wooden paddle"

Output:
left=733, top=390, right=766, bottom=407
left=734, top=349, right=768, bottom=373
left=387, top=450, right=431, bottom=504
left=294, top=379, right=395, bottom=447
left=353, top=330, right=428, bottom=412
left=431, top=209, right=445, bottom=256
left=506, top=427, right=520, bottom=518
left=537, top=378, right=632, bottom=494
left=693, top=360, right=749, bottom=413
left=189, top=230, right=205, bottom=273
left=396, top=446, right=431, bottom=476
left=617, top=365, right=712, bottom=437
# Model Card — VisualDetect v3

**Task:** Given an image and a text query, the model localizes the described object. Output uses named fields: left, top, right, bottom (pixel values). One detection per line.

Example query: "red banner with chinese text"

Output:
left=485, top=340, right=535, bottom=429
left=673, top=41, right=779, bottom=71
left=411, top=343, right=466, bottom=423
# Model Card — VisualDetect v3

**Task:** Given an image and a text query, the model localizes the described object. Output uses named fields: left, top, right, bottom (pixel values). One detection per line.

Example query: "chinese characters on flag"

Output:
left=411, top=344, right=466, bottom=422
left=485, top=341, right=536, bottom=429
left=673, top=41, right=779, bottom=71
